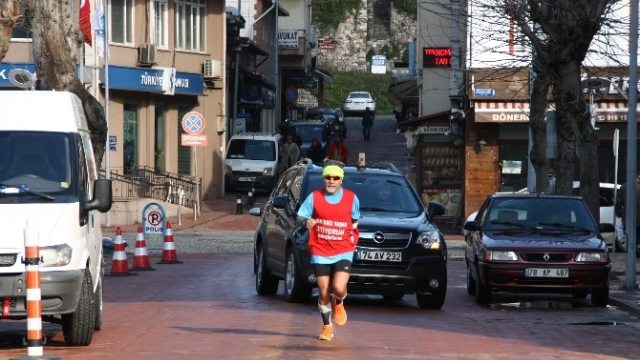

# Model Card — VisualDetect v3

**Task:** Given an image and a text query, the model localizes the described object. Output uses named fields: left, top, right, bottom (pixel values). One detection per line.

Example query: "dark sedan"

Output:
left=463, top=193, right=614, bottom=306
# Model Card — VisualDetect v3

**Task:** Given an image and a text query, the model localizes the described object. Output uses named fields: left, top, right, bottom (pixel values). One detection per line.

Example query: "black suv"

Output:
left=305, top=107, right=346, bottom=139
left=250, top=159, right=448, bottom=309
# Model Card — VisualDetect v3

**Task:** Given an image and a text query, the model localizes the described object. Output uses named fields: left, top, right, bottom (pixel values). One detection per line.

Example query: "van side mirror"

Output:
left=85, top=179, right=113, bottom=213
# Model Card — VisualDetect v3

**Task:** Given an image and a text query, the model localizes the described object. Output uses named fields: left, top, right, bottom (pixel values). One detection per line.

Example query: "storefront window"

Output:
left=418, top=142, right=463, bottom=219
left=177, top=106, right=192, bottom=175
left=498, top=142, right=528, bottom=191
left=123, top=104, right=138, bottom=175
left=155, top=105, right=166, bottom=173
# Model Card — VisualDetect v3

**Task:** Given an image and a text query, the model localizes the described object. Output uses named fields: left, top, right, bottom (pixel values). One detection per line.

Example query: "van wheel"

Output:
left=255, top=244, right=279, bottom=295
left=284, top=247, right=312, bottom=303
left=93, top=277, right=103, bottom=331
left=62, top=270, right=96, bottom=346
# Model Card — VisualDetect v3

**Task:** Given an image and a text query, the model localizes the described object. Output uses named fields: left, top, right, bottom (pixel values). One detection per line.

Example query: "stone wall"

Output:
left=313, top=0, right=416, bottom=73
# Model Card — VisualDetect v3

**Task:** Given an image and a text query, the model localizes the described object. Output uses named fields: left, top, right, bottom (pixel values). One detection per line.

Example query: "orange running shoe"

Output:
left=333, top=299, right=347, bottom=326
left=318, top=325, right=334, bottom=341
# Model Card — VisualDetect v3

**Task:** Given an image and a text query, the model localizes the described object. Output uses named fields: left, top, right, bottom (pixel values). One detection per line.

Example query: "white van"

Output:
left=0, top=91, right=112, bottom=346
left=224, top=132, right=281, bottom=192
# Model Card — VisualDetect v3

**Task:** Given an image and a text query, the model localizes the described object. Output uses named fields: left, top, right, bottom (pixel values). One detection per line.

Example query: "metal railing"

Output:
left=102, top=167, right=200, bottom=211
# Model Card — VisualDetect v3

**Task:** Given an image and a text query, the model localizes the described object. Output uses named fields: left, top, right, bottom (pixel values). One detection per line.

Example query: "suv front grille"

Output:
left=0, top=253, right=17, bottom=267
left=357, top=231, right=412, bottom=249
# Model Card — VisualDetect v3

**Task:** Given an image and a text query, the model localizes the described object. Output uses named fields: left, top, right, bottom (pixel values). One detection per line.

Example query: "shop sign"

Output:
left=0, top=64, right=36, bottom=88
left=109, top=135, right=117, bottom=151
left=104, top=65, right=204, bottom=95
left=473, top=88, right=495, bottom=97
left=371, top=55, right=387, bottom=74
left=278, top=30, right=298, bottom=49
left=416, top=126, right=449, bottom=135
left=317, top=38, right=337, bottom=49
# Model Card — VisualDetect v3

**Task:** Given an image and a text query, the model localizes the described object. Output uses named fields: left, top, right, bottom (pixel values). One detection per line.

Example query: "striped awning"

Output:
left=474, top=100, right=638, bottom=123
left=474, top=101, right=530, bottom=123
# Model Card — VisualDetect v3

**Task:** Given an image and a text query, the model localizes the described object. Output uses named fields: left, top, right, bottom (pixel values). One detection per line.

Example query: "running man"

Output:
left=297, top=162, right=360, bottom=341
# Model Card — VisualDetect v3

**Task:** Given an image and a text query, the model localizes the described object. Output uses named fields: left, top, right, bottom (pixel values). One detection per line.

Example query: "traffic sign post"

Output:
left=142, top=202, right=166, bottom=236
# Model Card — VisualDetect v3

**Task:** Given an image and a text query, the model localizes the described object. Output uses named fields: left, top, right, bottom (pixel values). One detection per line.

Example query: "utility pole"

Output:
left=625, top=0, right=638, bottom=289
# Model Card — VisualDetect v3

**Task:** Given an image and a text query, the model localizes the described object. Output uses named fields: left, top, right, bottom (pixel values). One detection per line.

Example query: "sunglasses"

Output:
left=324, top=175, right=342, bottom=181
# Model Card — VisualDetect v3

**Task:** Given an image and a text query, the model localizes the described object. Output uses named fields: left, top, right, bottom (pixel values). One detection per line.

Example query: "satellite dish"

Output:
left=8, top=69, right=35, bottom=89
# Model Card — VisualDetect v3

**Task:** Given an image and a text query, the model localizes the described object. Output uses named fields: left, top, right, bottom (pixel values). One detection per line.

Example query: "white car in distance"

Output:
left=343, top=91, right=376, bottom=117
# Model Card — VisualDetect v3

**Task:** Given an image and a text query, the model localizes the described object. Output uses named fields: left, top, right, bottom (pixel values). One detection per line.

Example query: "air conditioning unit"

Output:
left=138, top=43, right=157, bottom=65
left=203, top=59, right=222, bottom=79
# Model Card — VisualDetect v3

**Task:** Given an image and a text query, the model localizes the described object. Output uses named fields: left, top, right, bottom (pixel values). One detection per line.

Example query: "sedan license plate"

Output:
left=525, top=268, right=569, bottom=278
left=238, top=177, right=256, bottom=182
left=357, top=250, right=401, bottom=262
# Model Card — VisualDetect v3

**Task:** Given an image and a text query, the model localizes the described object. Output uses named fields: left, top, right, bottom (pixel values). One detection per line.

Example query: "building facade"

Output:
left=3, top=0, right=227, bottom=204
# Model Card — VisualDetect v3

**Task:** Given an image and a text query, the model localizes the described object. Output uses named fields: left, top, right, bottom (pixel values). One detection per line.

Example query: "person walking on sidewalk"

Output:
left=362, top=107, right=373, bottom=142
left=327, top=136, right=349, bottom=164
left=297, top=162, right=360, bottom=341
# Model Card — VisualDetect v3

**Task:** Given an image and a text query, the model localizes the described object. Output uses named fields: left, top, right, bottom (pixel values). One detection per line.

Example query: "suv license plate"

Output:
left=357, top=250, right=401, bottom=262
left=525, top=268, right=569, bottom=278
left=238, top=177, right=256, bottom=182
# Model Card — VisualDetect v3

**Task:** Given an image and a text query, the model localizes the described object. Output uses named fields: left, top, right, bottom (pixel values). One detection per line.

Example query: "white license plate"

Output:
left=238, top=177, right=256, bottom=182
left=357, top=250, right=401, bottom=262
left=525, top=268, right=569, bottom=278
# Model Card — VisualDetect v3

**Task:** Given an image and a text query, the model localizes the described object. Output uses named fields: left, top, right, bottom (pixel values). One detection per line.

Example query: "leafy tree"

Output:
left=0, top=0, right=107, bottom=168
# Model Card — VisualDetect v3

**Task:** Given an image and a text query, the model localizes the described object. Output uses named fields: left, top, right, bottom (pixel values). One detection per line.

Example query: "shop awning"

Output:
left=314, top=68, right=333, bottom=83
left=474, top=99, right=640, bottom=123
left=473, top=101, right=530, bottom=123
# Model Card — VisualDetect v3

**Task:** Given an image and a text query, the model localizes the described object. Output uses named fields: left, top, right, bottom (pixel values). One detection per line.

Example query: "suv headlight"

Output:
left=576, top=252, right=608, bottom=262
left=263, top=167, right=274, bottom=176
left=40, top=244, right=72, bottom=267
left=416, top=231, right=441, bottom=250
left=484, top=250, right=518, bottom=261
left=225, top=164, right=232, bottom=174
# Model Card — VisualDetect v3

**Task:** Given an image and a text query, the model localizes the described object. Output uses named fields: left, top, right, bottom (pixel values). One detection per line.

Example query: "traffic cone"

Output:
left=158, top=221, right=182, bottom=264
left=132, top=225, right=154, bottom=271
left=109, top=227, right=133, bottom=276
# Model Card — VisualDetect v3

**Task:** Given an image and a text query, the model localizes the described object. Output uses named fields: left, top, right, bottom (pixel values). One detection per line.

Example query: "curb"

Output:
left=608, top=296, right=640, bottom=318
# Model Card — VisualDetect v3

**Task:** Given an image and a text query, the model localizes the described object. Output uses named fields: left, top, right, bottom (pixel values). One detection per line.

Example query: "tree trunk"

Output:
left=553, top=61, right=599, bottom=219
left=0, top=0, right=20, bottom=62
left=529, top=58, right=551, bottom=193
left=29, top=0, right=107, bottom=168
left=550, top=63, right=578, bottom=196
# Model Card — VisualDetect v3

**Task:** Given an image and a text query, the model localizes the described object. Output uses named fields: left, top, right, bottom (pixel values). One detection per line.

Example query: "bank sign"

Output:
left=105, top=66, right=204, bottom=95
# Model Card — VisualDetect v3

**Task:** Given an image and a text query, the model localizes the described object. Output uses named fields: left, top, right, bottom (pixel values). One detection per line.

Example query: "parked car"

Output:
left=464, top=182, right=622, bottom=250
left=288, top=120, right=331, bottom=159
left=343, top=91, right=376, bottom=117
left=463, top=193, right=614, bottom=306
left=250, top=159, right=448, bottom=309
left=305, top=107, right=346, bottom=139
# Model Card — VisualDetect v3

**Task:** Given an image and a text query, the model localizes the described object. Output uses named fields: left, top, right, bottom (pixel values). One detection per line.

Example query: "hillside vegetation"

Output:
left=322, top=71, right=394, bottom=115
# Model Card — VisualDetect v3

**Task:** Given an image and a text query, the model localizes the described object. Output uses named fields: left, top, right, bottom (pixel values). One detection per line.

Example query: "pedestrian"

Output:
left=296, top=162, right=360, bottom=341
left=289, top=127, right=302, bottom=147
left=362, top=107, right=373, bottom=141
left=307, top=137, right=325, bottom=164
left=281, top=134, right=300, bottom=170
left=615, top=174, right=640, bottom=250
left=327, top=136, right=349, bottom=164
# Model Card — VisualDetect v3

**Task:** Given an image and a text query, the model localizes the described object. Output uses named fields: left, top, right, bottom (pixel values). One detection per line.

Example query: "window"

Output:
left=175, top=0, right=205, bottom=51
left=177, top=107, right=192, bottom=175
left=152, top=0, right=169, bottom=48
left=154, top=105, right=166, bottom=172
left=123, top=105, right=138, bottom=175
left=110, top=0, right=134, bottom=44
left=11, top=6, right=31, bottom=40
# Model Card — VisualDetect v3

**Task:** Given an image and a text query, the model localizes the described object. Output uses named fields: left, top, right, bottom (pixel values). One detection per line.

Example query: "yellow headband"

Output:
left=322, top=165, right=344, bottom=178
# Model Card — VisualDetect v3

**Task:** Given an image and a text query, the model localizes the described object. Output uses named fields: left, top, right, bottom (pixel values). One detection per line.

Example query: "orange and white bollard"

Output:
left=12, top=226, right=60, bottom=359
left=131, top=225, right=154, bottom=271
left=158, top=221, right=182, bottom=264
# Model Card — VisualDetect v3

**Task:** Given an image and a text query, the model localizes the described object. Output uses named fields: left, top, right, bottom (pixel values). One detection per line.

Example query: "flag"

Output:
left=95, top=0, right=109, bottom=59
left=80, top=0, right=92, bottom=45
